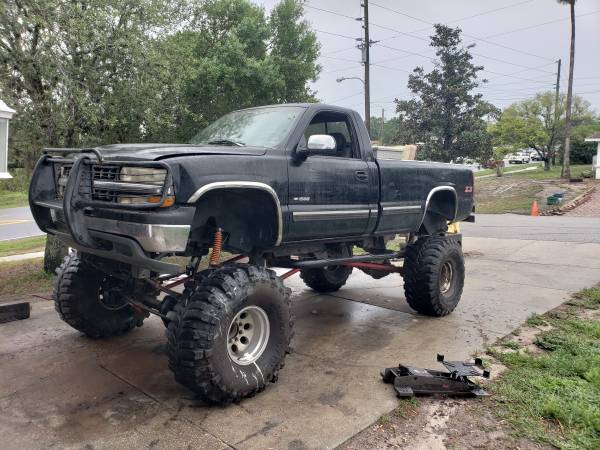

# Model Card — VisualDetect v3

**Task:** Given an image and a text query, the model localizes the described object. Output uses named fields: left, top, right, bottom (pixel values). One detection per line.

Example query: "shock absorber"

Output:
left=209, top=228, right=223, bottom=266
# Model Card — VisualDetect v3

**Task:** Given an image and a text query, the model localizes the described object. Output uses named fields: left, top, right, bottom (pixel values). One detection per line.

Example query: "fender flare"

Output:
left=187, top=181, right=283, bottom=246
left=417, top=186, right=458, bottom=230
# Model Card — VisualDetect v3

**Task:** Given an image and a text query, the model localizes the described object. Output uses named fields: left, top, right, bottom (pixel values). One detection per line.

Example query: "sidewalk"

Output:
left=0, top=251, right=44, bottom=263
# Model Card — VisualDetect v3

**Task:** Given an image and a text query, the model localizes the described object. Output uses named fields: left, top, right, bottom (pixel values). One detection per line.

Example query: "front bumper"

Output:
left=85, top=217, right=190, bottom=253
left=29, top=152, right=194, bottom=275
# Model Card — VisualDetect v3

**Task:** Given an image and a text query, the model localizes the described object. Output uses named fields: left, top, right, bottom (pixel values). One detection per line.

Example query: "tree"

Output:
left=557, top=0, right=577, bottom=179
left=158, top=0, right=319, bottom=142
left=0, top=0, right=320, bottom=167
left=368, top=115, right=401, bottom=145
left=489, top=92, right=595, bottom=169
left=395, top=24, right=498, bottom=162
left=0, top=0, right=183, bottom=170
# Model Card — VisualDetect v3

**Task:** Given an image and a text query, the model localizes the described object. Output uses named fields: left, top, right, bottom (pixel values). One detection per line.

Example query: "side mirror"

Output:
left=307, top=134, right=336, bottom=154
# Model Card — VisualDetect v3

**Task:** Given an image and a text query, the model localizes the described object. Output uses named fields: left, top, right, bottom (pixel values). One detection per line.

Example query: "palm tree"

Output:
left=557, top=0, right=576, bottom=179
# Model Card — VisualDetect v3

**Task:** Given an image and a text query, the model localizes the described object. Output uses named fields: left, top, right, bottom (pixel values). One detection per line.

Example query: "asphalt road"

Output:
left=462, top=213, right=600, bottom=243
left=0, top=206, right=43, bottom=241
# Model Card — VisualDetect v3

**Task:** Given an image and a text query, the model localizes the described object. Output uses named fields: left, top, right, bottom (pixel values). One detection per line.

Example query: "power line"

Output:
left=320, top=64, right=362, bottom=75
left=481, top=69, right=556, bottom=83
left=314, top=29, right=357, bottom=41
left=331, top=91, right=363, bottom=103
left=370, top=63, right=412, bottom=74
left=483, top=9, right=600, bottom=39
left=314, top=1, right=537, bottom=59
left=369, top=1, right=556, bottom=62
left=575, top=89, right=600, bottom=95
left=442, top=0, right=536, bottom=25
left=319, top=52, right=361, bottom=63
left=304, top=4, right=358, bottom=21
left=484, top=62, right=558, bottom=81
left=374, top=42, right=556, bottom=75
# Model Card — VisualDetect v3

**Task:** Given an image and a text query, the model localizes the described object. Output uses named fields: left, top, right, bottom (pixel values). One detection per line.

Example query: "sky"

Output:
left=254, top=0, right=600, bottom=119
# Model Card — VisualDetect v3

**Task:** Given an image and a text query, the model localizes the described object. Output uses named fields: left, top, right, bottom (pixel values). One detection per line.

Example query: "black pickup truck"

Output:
left=29, top=103, right=474, bottom=403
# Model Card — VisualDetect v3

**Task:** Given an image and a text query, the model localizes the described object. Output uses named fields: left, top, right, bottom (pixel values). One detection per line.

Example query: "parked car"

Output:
left=29, top=103, right=475, bottom=403
left=508, top=152, right=531, bottom=164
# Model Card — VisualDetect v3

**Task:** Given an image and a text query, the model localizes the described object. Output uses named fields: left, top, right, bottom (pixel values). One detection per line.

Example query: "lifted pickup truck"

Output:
left=29, top=103, right=474, bottom=403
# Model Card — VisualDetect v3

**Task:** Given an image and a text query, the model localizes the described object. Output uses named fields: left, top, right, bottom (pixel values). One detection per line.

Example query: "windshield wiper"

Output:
left=206, top=139, right=245, bottom=147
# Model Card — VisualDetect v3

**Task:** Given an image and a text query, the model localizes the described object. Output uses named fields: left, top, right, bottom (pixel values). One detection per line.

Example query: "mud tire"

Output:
left=53, top=253, right=143, bottom=338
left=167, top=264, right=292, bottom=404
left=403, top=236, right=464, bottom=316
left=300, top=245, right=353, bottom=292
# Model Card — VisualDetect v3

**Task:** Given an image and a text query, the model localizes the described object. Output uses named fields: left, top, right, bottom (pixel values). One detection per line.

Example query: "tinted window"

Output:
left=304, top=112, right=358, bottom=158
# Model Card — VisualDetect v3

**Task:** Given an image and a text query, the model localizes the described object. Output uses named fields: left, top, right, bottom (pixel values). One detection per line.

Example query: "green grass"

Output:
left=0, top=235, right=46, bottom=257
left=488, top=286, right=600, bottom=450
left=0, top=168, right=30, bottom=209
left=0, top=189, right=28, bottom=208
left=0, top=258, right=54, bottom=296
left=508, top=164, right=590, bottom=180
left=526, top=313, right=547, bottom=327
left=475, top=182, right=543, bottom=214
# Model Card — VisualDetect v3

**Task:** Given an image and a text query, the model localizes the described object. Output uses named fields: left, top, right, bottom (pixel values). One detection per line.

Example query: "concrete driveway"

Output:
left=2, top=216, right=600, bottom=449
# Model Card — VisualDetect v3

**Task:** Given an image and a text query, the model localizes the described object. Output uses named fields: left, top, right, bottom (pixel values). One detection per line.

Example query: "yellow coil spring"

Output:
left=209, top=228, right=223, bottom=266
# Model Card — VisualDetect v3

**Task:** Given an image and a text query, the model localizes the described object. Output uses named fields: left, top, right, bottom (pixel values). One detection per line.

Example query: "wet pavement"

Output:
left=2, top=235, right=600, bottom=449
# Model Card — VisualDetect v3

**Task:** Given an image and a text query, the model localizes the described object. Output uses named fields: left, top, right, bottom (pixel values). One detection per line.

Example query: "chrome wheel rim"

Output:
left=227, top=306, right=270, bottom=365
left=439, top=261, right=454, bottom=294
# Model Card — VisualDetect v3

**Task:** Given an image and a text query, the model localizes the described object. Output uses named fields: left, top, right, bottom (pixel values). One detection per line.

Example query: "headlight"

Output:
left=119, top=167, right=167, bottom=185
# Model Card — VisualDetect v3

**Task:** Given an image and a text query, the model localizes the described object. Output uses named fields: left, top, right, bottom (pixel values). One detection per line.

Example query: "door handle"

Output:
left=355, top=170, right=368, bottom=182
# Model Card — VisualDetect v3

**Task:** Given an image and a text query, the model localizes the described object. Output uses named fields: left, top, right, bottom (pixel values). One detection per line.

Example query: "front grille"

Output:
left=92, top=165, right=119, bottom=181
left=54, top=162, right=168, bottom=205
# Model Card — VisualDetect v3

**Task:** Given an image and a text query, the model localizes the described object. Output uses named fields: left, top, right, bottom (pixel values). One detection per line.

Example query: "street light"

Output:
left=336, top=76, right=365, bottom=87
left=336, top=77, right=369, bottom=134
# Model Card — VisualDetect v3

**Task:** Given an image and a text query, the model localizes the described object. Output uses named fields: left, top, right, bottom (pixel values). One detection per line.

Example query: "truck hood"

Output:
left=95, top=143, right=267, bottom=161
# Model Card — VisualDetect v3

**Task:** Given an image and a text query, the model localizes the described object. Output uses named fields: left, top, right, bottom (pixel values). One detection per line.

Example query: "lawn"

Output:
left=0, top=189, right=28, bottom=208
left=0, top=258, right=54, bottom=296
left=488, top=287, right=600, bottom=450
left=0, top=168, right=29, bottom=209
left=0, top=235, right=46, bottom=257
left=475, top=163, right=593, bottom=214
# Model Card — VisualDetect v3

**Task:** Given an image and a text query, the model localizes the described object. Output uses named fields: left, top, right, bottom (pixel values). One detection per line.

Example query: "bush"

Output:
left=0, top=168, right=29, bottom=192
left=570, top=141, right=596, bottom=165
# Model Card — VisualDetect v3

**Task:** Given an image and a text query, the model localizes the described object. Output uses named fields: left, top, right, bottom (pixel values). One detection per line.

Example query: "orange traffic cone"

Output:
left=530, top=200, right=539, bottom=216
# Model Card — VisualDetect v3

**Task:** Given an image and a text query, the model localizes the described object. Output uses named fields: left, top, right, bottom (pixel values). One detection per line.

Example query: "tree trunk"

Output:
left=495, top=163, right=503, bottom=177
left=544, top=157, right=551, bottom=171
left=561, top=1, right=576, bottom=180
left=43, top=234, right=69, bottom=274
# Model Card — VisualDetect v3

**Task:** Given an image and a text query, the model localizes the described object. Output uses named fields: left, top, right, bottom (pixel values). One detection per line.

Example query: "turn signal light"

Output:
left=148, top=196, right=175, bottom=207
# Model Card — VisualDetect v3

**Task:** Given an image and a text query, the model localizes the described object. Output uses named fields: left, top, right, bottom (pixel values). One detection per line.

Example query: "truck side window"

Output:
left=303, top=112, right=359, bottom=159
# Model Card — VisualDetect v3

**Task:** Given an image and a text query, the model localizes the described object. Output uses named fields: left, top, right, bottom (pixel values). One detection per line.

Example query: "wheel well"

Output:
left=420, top=189, right=457, bottom=235
left=189, top=188, right=280, bottom=253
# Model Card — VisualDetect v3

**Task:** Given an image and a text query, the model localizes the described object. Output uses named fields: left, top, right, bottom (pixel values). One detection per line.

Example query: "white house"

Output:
left=0, top=99, right=16, bottom=179
left=585, top=132, right=600, bottom=180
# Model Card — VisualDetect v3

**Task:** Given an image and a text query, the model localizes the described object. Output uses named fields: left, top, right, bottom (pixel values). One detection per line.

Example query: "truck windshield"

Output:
left=190, top=106, right=305, bottom=148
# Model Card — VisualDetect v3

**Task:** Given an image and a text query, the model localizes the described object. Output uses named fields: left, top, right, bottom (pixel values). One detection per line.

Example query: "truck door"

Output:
left=286, top=110, right=375, bottom=241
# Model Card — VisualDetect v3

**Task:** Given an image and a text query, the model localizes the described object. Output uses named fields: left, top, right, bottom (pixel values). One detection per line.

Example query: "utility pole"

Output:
left=550, top=58, right=561, bottom=168
left=361, top=0, right=371, bottom=136
left=380, top=108, right=385, bottom=144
